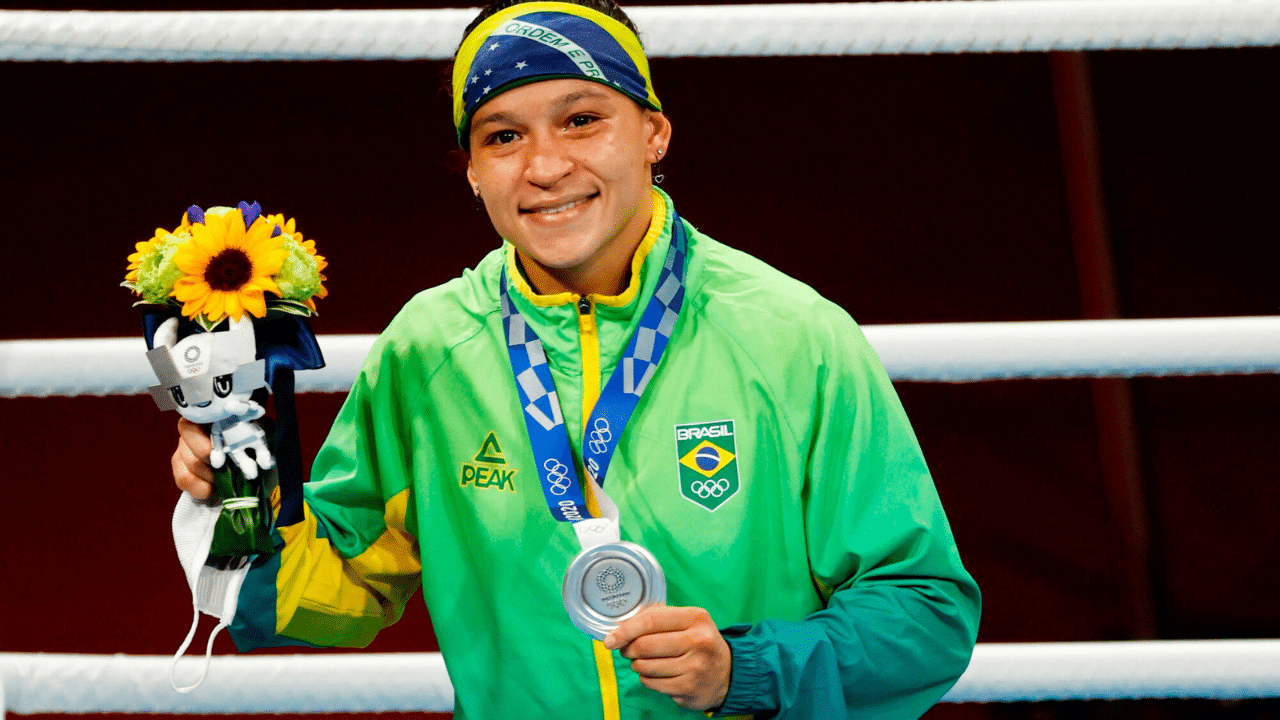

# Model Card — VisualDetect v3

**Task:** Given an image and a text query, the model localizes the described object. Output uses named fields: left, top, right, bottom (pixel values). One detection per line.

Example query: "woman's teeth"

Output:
left=538, top=197, right=589, bottom=215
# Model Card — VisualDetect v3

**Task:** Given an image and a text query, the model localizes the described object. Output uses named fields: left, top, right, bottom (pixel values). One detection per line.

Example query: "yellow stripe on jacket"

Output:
left=275, top=487, right=421, bottom=646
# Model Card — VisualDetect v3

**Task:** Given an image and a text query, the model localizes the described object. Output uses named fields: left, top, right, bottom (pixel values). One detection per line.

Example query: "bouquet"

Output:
left=126, top=202, right=327, bottom=558
left=124, top=201, right=327, bottom=330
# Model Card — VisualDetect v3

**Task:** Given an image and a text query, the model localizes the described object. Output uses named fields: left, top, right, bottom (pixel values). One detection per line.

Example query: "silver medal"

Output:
left=562, top=541, right=666, bottom=640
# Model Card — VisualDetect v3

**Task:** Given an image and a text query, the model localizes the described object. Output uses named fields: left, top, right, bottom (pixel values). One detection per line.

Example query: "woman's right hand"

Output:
left=173, top=417, right=216, bottom=500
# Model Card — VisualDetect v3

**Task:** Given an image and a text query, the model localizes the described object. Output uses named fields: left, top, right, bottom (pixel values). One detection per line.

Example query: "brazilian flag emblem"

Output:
left=675, top=419, right=740, bottom=511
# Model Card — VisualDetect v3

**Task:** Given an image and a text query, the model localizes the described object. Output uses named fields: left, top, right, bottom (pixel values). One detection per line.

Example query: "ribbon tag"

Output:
left=573, top=517, right=620, bottom=550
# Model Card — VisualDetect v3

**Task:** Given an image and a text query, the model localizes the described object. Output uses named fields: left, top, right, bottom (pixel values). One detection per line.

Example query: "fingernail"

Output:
left=602, top=633, right=617, bottom=649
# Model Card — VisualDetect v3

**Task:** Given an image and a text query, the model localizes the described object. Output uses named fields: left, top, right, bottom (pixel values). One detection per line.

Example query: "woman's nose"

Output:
left=523, top=134, right=574, bottom=188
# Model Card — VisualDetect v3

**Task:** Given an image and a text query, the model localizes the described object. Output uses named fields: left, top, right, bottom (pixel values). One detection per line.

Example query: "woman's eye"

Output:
left=490, top=129, right=518, bottom=145
left=569, top=114, right=596, bottom=128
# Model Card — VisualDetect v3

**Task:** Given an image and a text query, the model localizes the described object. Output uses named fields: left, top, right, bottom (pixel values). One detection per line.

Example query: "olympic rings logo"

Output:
left=588, top=417, right=612, bottom=455
left=543, top=459, right=572, bottom=495
left=690, top=478, right=730, bottom=498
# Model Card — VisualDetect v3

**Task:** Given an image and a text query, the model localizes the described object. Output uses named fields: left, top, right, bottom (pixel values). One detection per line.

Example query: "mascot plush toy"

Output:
left=146, top=315, right=271, bottom=480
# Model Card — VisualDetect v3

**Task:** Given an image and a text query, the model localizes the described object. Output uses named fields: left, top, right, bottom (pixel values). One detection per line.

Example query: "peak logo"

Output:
left=674, top=419, right=740, bottom=511
left=460, top=431, right=517, bottom=493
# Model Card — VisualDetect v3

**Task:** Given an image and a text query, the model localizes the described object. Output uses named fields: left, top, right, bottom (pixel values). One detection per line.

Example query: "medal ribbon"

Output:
left=501, top=215, right=688, bottom=530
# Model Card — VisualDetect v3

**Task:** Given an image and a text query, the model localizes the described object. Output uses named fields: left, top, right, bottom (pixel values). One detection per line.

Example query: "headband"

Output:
left=452, top=1, right=662, bottom=146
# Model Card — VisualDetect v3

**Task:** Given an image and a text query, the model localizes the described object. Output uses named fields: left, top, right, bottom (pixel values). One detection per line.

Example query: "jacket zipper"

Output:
left=577, top=296, right=601, bottom=423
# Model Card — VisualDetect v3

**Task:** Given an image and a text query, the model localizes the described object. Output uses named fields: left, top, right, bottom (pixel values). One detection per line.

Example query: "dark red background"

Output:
left=2, top=1, right=1279, bottom=718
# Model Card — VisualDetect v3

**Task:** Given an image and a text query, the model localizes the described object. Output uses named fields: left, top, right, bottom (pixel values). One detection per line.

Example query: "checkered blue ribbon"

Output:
left=501, top=215, right=689, bottom=523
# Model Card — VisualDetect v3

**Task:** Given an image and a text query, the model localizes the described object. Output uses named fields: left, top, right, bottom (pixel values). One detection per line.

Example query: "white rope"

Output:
left=946, top=640, right=1280, bottom=701
left=2, top=1, right=1278, bottom=62
left=866, top=315, right=1280, bottom=382
left=0, top=652, right=454, bottom=714
left=3, top=641, right=1279, bottom=712
left=2, top=316, right=1277, bottom=398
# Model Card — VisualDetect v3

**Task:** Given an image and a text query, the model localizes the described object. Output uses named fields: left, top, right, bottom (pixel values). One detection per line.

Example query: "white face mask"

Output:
left=169, top=492, right=254, bottom=693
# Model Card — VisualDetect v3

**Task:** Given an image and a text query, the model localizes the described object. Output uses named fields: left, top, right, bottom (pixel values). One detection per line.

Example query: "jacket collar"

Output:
left=504, top=187, right=672, bottom=314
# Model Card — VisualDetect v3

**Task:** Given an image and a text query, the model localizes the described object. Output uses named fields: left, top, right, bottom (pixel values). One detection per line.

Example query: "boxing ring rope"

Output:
left=3, top=319, right=1276, bottom=714
left=3, top=316, right=1279, bottom=398
left=2, top=0, right=1280, bottom=62
left=2, top=640, right=1280, bottom=715
left=5, top=1, right=1279, bottom=714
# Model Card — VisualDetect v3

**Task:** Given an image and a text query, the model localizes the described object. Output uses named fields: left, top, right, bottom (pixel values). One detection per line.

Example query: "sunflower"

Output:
left=173, top=209, right=287, bottom=323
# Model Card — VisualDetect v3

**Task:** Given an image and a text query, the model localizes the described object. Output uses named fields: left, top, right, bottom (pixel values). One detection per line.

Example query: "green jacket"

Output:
left=230, top=188, right=980, bottom=719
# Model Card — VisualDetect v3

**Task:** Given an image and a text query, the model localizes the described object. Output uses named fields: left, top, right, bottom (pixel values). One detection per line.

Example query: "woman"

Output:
left=172, top=1, right=980, bottom=717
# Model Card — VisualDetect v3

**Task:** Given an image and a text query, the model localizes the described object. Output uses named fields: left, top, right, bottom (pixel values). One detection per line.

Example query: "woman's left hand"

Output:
left=603, top=605, right=732, bottom=711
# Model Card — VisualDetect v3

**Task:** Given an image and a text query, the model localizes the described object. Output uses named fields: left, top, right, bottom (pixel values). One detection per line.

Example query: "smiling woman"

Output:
left=168, top=1, right=981, bottom=719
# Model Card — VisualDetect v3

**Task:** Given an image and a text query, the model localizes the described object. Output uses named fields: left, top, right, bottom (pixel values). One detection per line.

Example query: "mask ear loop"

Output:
left=169, top=556, right=249, bottom=693
left=169, top=615, right=229, bottom=693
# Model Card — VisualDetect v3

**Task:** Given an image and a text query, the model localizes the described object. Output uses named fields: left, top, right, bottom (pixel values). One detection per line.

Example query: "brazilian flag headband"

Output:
left=452, top=1, right=662, bottom=147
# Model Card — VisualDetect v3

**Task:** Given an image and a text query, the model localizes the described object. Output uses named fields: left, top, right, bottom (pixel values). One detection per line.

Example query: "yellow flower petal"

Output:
left=241, top=287, right=268, bottom=318
left=250, top=276, right=282, bottom=296
left=242, top=231, right=282, bottom=258
left=205, top=292, right=227, bottom=322
left=224, top=212, right=247, bottom=249
left=173, top=245, right=209, bottom=276
left=189, top=223, right=221, bottom=258
left=174, top=276, right=209, bottom=302
left=181, top=291, right=211, bottom=319
left=254, top=248, right=288, bottom=277
left=224, top=291, right=243, bottom=321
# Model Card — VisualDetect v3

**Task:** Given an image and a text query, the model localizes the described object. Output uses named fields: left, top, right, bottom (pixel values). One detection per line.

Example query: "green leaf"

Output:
left=267, top=298, right=315, bottom=319
left=269, top=298, right=311, bottom=312
left=268, top=304, right=313, bottom=318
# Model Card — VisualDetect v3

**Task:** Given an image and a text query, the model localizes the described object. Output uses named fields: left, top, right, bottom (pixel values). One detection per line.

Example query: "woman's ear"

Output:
left=466, top=161, right=480, bottom=197
left=645, top=111, right=673, bottom=164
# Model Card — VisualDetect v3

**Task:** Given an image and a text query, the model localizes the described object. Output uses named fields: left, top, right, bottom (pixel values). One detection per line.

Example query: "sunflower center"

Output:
left=204, top=248, right=253, bottom=292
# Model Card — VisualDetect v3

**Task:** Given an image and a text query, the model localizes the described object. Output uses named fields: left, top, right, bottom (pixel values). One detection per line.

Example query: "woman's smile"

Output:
left=521, top=192, right=599, bottom=220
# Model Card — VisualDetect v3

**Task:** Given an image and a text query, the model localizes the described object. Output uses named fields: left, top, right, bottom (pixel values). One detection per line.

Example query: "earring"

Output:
left=474, top=187, right=484, bottom=211
left=652, top=149, right=666, bottom=184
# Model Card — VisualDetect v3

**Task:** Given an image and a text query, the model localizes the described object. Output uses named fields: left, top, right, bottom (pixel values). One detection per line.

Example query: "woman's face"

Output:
left=466, top=78, right=670, bottom=295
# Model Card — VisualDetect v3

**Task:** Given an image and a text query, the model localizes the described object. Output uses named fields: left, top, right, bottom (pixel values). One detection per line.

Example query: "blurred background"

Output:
left=2, top=0, right=1278, bottom=718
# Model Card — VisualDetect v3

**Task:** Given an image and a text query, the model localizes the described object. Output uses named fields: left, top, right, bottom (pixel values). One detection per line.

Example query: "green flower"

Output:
left=273, top=237, right=323, bottom=302
left=134, top=232, right=189, bottom=305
